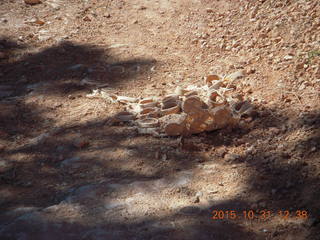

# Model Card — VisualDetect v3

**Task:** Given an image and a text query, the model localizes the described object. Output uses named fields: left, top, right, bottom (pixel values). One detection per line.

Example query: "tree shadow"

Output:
left=1, top=98, right=320, bottom=239
left=1, top=38, right=320, bottom=239
left=0, top=37, right=156, bottom=98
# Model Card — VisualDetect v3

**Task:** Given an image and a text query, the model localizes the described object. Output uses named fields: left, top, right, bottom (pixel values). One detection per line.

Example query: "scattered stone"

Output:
left=193, top=196, right=200, bottom=203
left=284, top=55, right=293, bottom=60
left=93, top=71, right=252, bottom=136
left=83, top=16, right=91, bottom=21
left=60, top=156, right=82, bottom=169
left=114, top=111, right=136, bottom=122
left=225, top=70, right=245, bottom=82
left=0, top=18, right=8, bottom=23
left=246, top=67, right=256, bottom=74
left=46, top=0, right=61, bottom=10
left=224, top=153, right=240, bottom=162
left=206, top=74, right=220, bottom=85
left=28, top=132, right=50, bottom=146
left=208, top=190, right=219, bottom=194
left=34, top=19, right=45, bottom=25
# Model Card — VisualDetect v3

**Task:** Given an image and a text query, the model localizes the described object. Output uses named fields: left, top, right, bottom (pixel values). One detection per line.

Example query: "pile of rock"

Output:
left=88, top=73, right=253, bottom=136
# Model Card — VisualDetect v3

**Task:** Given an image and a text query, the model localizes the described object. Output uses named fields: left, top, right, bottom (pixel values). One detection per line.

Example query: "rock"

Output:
left=182, top=96, right=207, bottom=115
left=161, top=113, right=187, bottom=136
left=34, top=19, right=45, bottom=25
left=224, top=153, right=240, bottom=162
left=68, top=64, right=84, bottom=70
left=60, top=156, right=82, bottom=169
left=185, top=113, right=213, bottom=134
left=284, top=55, right=293, bottom=60
left=193, top=196, right=200, bottom=203
left=206, top=74, right=220, bottom=85
left=137, top=118, right=159, bottom=128
left=225, top=70, right=245, bottom=82
left=246, top=67, right=256, bottom=74
left=315, top=67, right=320, bottom=78
left=24, top=0, right=41, bottom=5
left=161, top=105, right=180, bottom=116
left=114, top=111, right=136, bottom=122
left=28, top=132, right=50, bottom=146
left=46, top=0, right=61, bottom=10
left=210, top=105, right=237, bottom=129
left=83, top=16, right=91, bottom=22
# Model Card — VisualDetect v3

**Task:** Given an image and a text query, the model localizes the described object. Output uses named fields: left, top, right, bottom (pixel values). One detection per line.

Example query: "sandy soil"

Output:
left=0, top=0, right=320, bottom=239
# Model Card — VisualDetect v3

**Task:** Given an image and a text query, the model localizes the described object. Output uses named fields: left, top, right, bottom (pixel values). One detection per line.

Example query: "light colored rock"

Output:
left=136, top=118, right=159, bottom=128
left=161, top=113, right=187, bottom=136
left=161, top=105, right=180, bottom=116
left=182, top=96, right=207, bottom=115
left=60, top=156, right=82, bottom=168
left=225, top=70, right=245, bottom=82
left=284, top=55, right=293, bottom=60
left=210, top=105, right=238, bottom=129
left=206, top=74, right=221, bottom=86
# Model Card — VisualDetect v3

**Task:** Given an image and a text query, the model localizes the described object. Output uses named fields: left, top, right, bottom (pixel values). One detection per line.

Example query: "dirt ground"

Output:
left=0, top=0, right=320, bottom=239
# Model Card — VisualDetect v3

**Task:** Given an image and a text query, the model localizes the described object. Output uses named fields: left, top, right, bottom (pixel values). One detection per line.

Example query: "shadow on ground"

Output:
left=0, top=37, right=156, bottom=98
left=0, top=38, right=320, bottom=239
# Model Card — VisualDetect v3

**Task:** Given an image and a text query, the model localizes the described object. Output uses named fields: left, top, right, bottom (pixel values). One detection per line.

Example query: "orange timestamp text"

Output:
left=211, top=210, right=308, bottom=221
